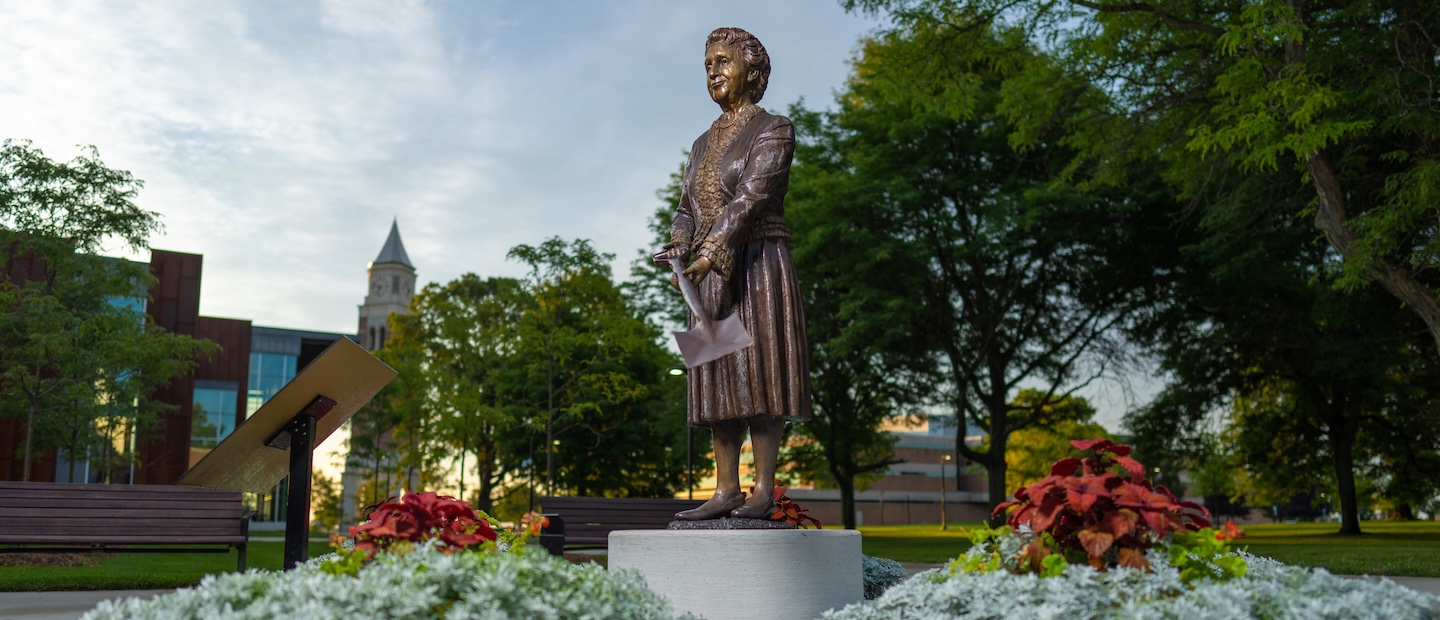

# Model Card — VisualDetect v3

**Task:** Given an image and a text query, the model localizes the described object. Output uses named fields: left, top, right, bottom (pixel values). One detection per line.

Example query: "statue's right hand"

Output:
left=654, top=243, right=690, bottom=266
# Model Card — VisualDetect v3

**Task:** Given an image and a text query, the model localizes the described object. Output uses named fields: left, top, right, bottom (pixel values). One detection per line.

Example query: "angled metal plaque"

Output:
left=178, top=337, right=396, bottom=494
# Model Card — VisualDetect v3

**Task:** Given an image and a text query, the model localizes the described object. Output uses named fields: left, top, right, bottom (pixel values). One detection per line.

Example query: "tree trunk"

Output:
left=1327, top=400, right=1363, bottom=535
left=22, top=401, right=36, bottom=482
left=545, top=422, right=555, bottom=497
left=1306, top=133, right=1440, bottom=357
left=985, top=450, right=1009, bottom=527
left=982, top=407, right=1010, bottom=527
left=477, top=447, right=495, bottom=513
left=458, top=442, right=466, bottom=502
left=836, top=470, right=857, bottom=529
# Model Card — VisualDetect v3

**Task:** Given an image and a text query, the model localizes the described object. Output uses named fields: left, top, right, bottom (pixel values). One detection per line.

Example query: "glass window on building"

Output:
left=192, top=387, right=238, bottom=449
left=247, top=351, right=297, bottom=416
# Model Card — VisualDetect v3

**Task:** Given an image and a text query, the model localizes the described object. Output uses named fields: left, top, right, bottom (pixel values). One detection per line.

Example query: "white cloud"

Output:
left=1, top=0, right=879, bottom=332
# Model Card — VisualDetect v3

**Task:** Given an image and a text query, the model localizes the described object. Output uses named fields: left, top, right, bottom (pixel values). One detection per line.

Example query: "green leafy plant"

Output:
left=992, top=438, right=1212, bottom=572
left=948, top=525, right=1011, bottom=575
left=1169, top=522, right=1248, bottom=584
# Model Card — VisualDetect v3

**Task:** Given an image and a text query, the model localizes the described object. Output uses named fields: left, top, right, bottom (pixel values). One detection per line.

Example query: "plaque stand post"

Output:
left=266, top=396, right=337, bottom=569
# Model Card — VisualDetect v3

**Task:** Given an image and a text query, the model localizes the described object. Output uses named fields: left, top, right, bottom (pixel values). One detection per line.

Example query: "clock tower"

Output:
left=343, top=219, right=417, bottom=525
left=358, top=219, right=416, bottom=351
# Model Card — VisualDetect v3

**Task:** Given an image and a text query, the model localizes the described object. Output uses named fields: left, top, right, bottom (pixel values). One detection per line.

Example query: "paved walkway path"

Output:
left=0, top=590, right=169, bottom=620
left=3, top=572, right=1437, bottom=619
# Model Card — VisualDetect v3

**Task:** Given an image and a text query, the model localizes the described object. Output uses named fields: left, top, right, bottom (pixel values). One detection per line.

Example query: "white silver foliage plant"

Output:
left=81, top=541, right=696, bottom=620
left=823, top=534, right=1440, bottom=620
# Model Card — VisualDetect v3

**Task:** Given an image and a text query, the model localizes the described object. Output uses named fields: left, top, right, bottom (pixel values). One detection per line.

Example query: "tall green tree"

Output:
left=784, top=104, right=938, bottom=530
left=352, top=238, right=693, bottom=508
left=844, top=0, right=1440, bottom=356
left=1121, top=166, right=1435, bottom=534
left=0, top=140, right=215, bottom=481
left=385, top=274, right=524, bottom=511
left=506, top=238, right=654, bottom=495
left=787, top=26, right=1168, bottom=520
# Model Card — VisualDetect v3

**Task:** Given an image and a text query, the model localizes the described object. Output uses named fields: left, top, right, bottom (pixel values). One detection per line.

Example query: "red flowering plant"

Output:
left=349, top=492, right=497, bottom=556
left=765, top=486, right=822, bottom=529
left=958, top=438, right=1244, bottom=581
left=324, top=491, right=542, bottom=576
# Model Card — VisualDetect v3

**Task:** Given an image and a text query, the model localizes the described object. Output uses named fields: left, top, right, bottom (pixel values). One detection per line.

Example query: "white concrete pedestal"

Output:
left=608, top=529, right=862, bottom=620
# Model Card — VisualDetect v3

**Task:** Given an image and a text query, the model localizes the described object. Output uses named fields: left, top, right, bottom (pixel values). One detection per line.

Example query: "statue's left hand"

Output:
left=682, top=256, right=713, bottom=286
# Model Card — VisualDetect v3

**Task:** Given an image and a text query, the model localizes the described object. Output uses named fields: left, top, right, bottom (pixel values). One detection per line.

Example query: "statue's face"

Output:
left=705, top=41, right=751, bottom=111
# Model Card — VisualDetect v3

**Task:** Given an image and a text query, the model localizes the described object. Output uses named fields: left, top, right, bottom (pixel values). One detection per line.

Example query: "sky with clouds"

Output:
left=2, top=0, right=884, bottom=333
left=4, top=1, right=1155, bottom=431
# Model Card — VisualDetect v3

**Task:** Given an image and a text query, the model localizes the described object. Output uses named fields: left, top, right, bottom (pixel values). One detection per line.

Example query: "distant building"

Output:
left=784, top=415, right=993, bottom=526
left=359, top=219, right=416, bottom=352
left=0, top=223, right=415, bottom=524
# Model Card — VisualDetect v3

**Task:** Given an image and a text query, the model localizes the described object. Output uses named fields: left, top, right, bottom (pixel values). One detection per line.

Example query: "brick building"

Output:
left=0, top=224, right=414, bottom=522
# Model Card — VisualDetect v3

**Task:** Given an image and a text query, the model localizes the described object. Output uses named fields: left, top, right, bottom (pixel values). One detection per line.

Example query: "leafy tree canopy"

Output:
left=0, top=140, right=215, bottom=481
left=843, top=0, right=1440, bottom=354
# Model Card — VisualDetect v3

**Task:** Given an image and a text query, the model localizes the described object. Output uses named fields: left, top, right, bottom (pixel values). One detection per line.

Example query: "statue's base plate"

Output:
left=666, top=517, right=796, bottom=530
left=609, top=529, right=862, bottom=620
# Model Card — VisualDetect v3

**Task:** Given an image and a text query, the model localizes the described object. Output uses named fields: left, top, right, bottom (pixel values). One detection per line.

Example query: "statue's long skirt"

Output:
left=687, top=237, right=812, bottom=426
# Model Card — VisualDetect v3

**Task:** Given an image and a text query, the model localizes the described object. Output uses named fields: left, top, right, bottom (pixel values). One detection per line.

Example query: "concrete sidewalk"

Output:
left=0, top=589, right=169, bottom=620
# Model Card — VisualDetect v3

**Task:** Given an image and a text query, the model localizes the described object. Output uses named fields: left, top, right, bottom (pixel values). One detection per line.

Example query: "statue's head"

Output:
left=704, top=27, right=771, bottom=109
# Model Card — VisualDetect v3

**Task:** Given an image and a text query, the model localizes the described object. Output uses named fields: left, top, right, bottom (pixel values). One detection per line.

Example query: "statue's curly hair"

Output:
left=706, top=27, right=771, bottom=103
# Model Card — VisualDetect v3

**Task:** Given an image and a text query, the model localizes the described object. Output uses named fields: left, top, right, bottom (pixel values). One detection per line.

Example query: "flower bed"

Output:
left=80, top=474, right=1440, bottom=620
left=825, top=534, right=1440, bottom=619
left=84, top=542, right=693, bottom=620
left=84, top=492, right=693, bottom=620
left=826, top=439, right=1440, bottom=619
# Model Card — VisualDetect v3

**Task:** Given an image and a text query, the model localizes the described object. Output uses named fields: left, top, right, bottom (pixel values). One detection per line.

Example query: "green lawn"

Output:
left=857, top=522, right=981, bottom=563
left=1237, top=521, right=1440, bottom=578
left=6, top=521, right=1438, bottom=592
left=859, top=521, right=1440, bottom=578
left=0, top=539, right=332, bottom=592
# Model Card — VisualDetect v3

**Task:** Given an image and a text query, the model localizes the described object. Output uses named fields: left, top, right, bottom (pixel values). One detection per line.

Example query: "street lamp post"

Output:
left=668, top=367, right=691, bottom=500
left=940, top=454, right=952, bottom=531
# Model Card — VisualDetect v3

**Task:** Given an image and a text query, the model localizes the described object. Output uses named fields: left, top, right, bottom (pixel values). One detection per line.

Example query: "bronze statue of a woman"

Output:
left=660, top=27, right=812, bottom=521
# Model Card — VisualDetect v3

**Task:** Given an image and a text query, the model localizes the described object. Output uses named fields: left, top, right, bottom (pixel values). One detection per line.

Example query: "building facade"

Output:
left=1, top=224, right=415, bottom=524
left=786, top=421, right=993, bottom=526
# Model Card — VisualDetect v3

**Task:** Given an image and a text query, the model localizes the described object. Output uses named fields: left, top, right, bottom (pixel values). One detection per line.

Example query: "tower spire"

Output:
left=372, top=218, right=413, bottom=268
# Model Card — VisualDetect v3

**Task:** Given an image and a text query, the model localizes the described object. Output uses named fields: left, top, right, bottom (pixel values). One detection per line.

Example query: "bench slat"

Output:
left=537, top=496, right=706, bottom=550
left=0, top=490, right=239, bottom=503
left=1, top=526, right=243, bottom=535
left=0, top=482, right=251, bottom=572
left=0, top=535, right=248, bottom=544
left=0, top=506, right=240, bottom=519
left=0, top=491, right=238, bottom=501
left=0, top=482, right=235, bottom=494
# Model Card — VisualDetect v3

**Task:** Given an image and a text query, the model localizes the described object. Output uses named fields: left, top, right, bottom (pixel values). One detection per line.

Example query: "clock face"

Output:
left=371, top=278, right=384, bottom=295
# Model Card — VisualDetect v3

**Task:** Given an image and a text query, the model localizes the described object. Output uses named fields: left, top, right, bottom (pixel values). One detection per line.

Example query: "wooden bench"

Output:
left=538, top=496, right=703, bottom=551
left=0, top=481, right=252, bottom=571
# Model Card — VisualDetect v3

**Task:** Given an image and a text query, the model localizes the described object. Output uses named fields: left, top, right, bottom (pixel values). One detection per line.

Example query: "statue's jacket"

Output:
left=670, top=107, right=812, bottom=425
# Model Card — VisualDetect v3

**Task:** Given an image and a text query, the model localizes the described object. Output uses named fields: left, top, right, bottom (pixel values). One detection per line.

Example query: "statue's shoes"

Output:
left=675, top=494, right=746, bottom=521
left=729, top=499, right=774, bottom=520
